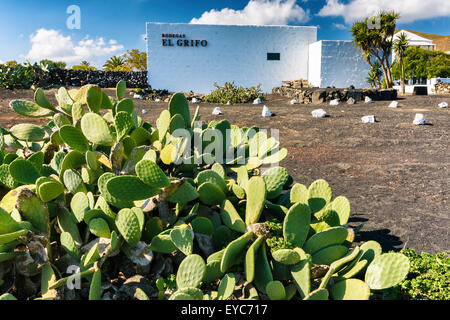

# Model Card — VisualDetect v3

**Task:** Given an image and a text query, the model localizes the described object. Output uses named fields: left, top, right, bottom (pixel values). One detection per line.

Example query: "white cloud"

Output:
left=23, top=28, right=124, bottom=66
left=190, top=0, right=310, bottom=25
left=332, top=23, right=347, bottom=30
left=318, top=0, right=450, bottom=24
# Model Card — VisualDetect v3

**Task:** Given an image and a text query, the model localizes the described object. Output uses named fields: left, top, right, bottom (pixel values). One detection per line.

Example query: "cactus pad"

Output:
left=220, top=199, right=246, bottom=233
left=59, top=125, right=89, bottom=152
left=197, top=182, right=226, bottom=205
left=303, top=226, right=348, bottom=254
left=135, top=159, right=170, bottom=188
left=271, top=248, right=300, bottom=264
left=217, top=273, right=236, bottom=300
left=10, top=123, right=46, bottom=141
left=266, top=280, right=286, bottom=300
left=330, top=279, right=370, bottom=300
left=176, top=254, right=206, bottom=289
left=283, top=202, right=310, bottom=248
left=80, top=113, right=114, bottom=146
left=115, top=208, right=141, bottom=248
left=166, top=181, right=198, bottom=203
left=106, top=175, right=160, bottom=201
left=365, top=253, right=410, bottom=290
left=311, top=245, right=348, bottom=265
left=169, top=93, right=191, bottom=128
left=170, top=225, right=194, bottom=256
left=307, top=179, right=332, bottom=213
left=245, top=176, right=266, bottom=225
left=195, top=170, right=227, bottom=193
left=262, top=166, right=289, bottom=199
left=221, top=231, right=254, bottom=273
left=9, top=100, right=53, bottom=118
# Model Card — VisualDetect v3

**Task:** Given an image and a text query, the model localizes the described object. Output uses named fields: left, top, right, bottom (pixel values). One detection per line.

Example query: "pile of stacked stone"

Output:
left=435, top=80, right=450, bottom=95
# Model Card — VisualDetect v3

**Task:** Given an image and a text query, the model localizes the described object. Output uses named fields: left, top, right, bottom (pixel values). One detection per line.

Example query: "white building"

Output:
left=392, top=30, right=436, bottom=64
left=146, top=22, right=370, bottom=93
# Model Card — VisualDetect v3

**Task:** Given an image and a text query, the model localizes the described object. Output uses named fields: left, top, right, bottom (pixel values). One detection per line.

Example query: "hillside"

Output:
left=396, top=29, right=450, bottom=52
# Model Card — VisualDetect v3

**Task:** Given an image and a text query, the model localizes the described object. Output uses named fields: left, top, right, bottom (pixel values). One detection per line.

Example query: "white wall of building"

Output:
left=307, top=41, right=322, bottom=87
left=311, top=40, right=370, bottom=88
left=147, top=23, right=317, bottom=93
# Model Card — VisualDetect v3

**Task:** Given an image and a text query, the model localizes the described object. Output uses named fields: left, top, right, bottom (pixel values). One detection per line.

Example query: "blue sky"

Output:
left=0, top=0, right=448, bottom=67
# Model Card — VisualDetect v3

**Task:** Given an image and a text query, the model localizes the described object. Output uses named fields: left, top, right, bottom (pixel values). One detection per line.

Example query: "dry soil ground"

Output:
left=0, top=89, right=448, bottom=254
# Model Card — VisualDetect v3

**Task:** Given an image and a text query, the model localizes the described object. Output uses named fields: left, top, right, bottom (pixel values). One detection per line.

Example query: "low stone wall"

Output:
left=435, top=80, right=450, bottom=95
left=48, top=69, right=148, bottom=88
left=272, top=86, right=397, bottom=104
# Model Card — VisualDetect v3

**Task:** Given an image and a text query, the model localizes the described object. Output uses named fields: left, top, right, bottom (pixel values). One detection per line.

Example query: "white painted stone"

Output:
left=361, top=115, right=375, bottom=123
left=262, top=105, right=272, bottom=117
left=155, top=98, right=161, bottom=102
left=413, top=113, right=426, bottom=125
left=330, top=99, right=339, bottom=105
left=133, top=94, right=143, bottom=99
left=438, top=102, right=448, bottom=108
left=191, top=97, right=199, bottom=104
left=226, top=101, right=232, bottom=105
left=212, top=107, right=222, bottom=115
left=312, top=109, right=327, bottom=118
left=142, top=109, right=148, bottom=114
left=253, top=98, right=262, bottom=105
left=290, top=99, right=298, bottom=105
left=365, top=96, right=373, bottom=103
left=388, top=101, right=398, bottom=108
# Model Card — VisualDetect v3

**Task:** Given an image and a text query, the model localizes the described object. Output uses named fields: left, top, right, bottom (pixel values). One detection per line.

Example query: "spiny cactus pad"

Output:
left=80, top=113, right=115, bottom=146
left=330, top=279, right=371, bottom=300
left=106, top=175, right=160, bottom=201
left=365, top=253, right=410, bottom=290
left=170, top=225, right=194, bottom=256
left=307, top=179, right=332, bottom=213
left=176, top=254, right=206, bottom=289
left=135, top=159, right=170, bottom=188
left=115, top=208, right=141, bottom=247
left=303, top=226, right=348, bottom=254
left=283, top=202, right=310, bottom=247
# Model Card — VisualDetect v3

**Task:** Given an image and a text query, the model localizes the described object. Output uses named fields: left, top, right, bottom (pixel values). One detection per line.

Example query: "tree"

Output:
left=393, top=32, right=408, bottom=95
left=392, top=47, right=450, bottom=81
left=81, top=61, right=91, bottom=66
left=103, top=55, right=131, bottom=71
left=39, top=59, right=66, bottom=69
left=124, top=49, right=147, bottom=71
left=351, top=11, right=399, bottom=88
left=367, top=62, right=383, bottom=88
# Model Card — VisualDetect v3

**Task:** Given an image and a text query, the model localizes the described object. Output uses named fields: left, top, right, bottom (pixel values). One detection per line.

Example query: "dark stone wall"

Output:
left=48, top=69, right=148, bottom=88
left=272, top=86, right=397, bottom=104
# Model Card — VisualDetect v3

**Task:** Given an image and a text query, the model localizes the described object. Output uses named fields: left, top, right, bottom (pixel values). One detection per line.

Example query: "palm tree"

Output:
left=393, top=32, right=409, bottom=95
left=351, top=11, right=399, bottom=88
left=81, top=60, right=91, bottom=66
left=103, top=55, right=127, bottom=71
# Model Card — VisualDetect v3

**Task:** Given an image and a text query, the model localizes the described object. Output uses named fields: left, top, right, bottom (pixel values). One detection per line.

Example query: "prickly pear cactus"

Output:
left=0, top=84, right=411, bottom=301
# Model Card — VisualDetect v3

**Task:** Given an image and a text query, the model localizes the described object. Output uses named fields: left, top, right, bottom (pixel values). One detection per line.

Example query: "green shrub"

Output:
left=0, top=62, right=45, bottom=89
left=379, top=249, right=449, bottom=300
left=72, top=65, right=97, bottom=71
left=204, top=81, right=265, bottom=104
